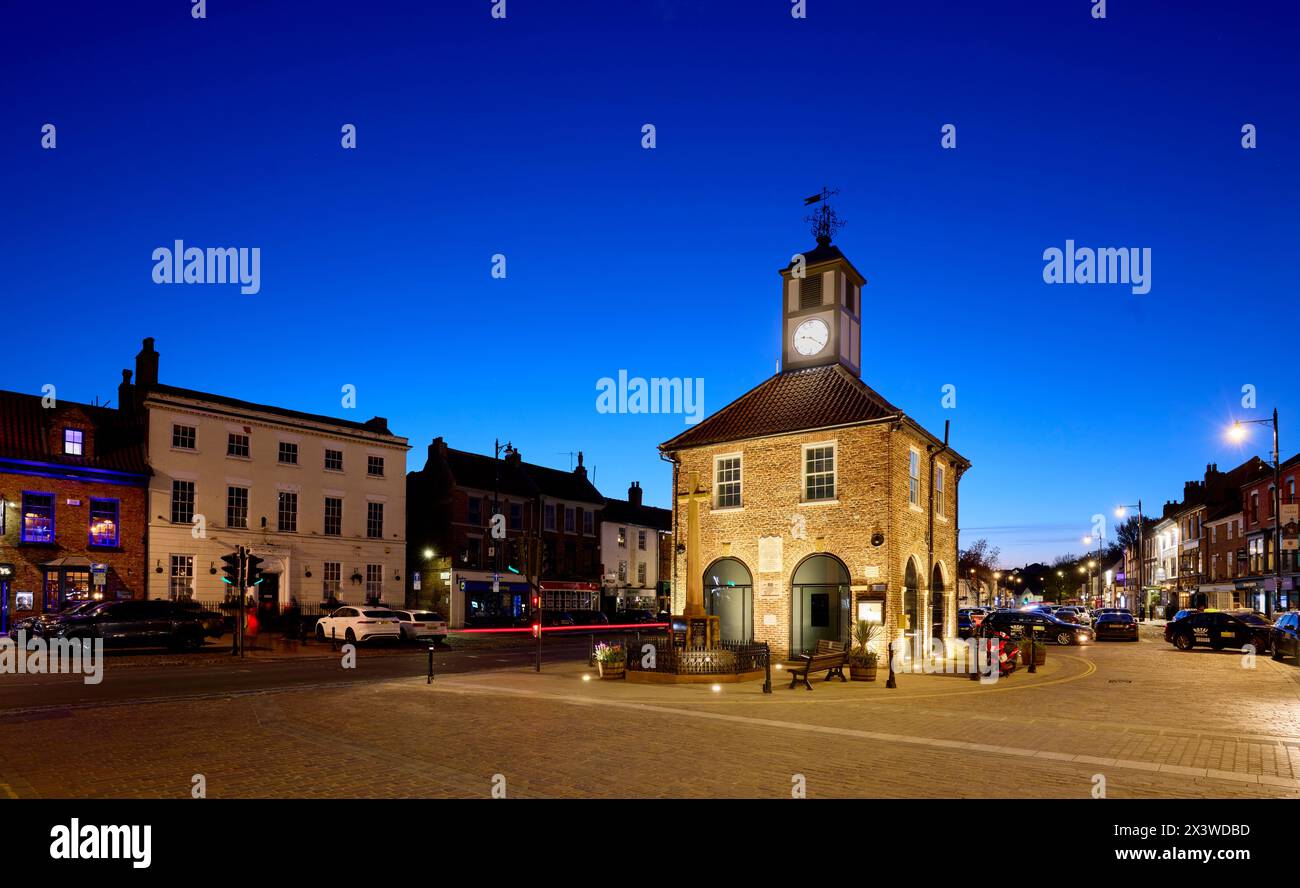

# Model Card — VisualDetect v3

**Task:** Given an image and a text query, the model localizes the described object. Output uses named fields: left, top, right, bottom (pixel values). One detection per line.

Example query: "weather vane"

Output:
left=803, top=186, right=845, bottom=243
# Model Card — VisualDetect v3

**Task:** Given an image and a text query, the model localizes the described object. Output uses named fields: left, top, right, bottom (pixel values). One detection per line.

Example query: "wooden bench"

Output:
left=787, top=639, right=847, bottom=690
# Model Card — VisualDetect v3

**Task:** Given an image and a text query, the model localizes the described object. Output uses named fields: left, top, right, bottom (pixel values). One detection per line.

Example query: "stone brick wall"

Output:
left=668, top=419, right=963, bottom=659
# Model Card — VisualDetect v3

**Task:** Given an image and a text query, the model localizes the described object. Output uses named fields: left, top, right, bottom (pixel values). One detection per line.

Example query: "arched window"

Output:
left=931, top=563, right=946, bottom=639
left=903, top=558, right=921, bottom=643
left=703, top=558, right=753, bottom=643
left=791, top=554, right=850, bottom=654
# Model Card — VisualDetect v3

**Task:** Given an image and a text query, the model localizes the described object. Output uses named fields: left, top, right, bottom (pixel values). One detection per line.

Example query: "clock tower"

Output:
left=780, top=234, right=865, bottom=376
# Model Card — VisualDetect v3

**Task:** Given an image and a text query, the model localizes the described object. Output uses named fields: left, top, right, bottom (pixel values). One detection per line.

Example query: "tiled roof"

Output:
left=660, top=364, right=903, bottom=451
left=602, top=497, right=672, bottom=531
left=0, top=390, right=148, bottom=476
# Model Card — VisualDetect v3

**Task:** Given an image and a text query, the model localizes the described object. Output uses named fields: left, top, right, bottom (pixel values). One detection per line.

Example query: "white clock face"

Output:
left=793, top=318, right=830, bottom=356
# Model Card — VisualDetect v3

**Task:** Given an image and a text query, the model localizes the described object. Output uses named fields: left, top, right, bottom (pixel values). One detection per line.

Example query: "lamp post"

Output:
left=1116, top=501, right=1145, bottom=619
left=1229, top=409, right=1282, bottom=616
left=993, top=571, right=1002, bottom=607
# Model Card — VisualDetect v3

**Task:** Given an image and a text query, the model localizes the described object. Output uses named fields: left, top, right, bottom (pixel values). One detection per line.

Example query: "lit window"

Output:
left=323, top=562, right=341, bottom=599
left=21, top=493, right=55, bottom=543
left=89, top=499, right=119, bottom=547
left=63, top=428, right=83, bottom=456
left=618, top=527, right=627, bottom=548
left=169, top=555, right=194, bottom=600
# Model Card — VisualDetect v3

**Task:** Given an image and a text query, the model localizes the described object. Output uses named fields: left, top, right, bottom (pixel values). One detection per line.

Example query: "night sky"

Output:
left=3, top=0, right=1296, bottom=566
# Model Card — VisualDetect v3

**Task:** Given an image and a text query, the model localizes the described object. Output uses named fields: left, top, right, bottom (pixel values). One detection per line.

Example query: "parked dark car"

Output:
left=1093, top=611, right=1139, bottom=641
left=1270, top=611, right=1300, bottom=662
left=614, top=610, right=661, bottom=625
left=53, top=599, right=208, bottom=650
left=8, top=600, right=104, bottom=640
left=1164, top=610, right=1272, bottom=652
left=982, top=609, right=1093, bottom=645
left=565, top=610, right=609, bottom=627
left=175, top=600, right=226, bottom=638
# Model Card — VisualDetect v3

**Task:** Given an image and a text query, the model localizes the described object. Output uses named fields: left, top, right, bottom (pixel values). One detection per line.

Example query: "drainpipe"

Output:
left=659, top=450, right=680, bottom=615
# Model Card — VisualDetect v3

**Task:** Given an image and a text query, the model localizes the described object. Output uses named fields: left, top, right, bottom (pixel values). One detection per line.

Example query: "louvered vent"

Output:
left=799, top=274, right=823, bottom=309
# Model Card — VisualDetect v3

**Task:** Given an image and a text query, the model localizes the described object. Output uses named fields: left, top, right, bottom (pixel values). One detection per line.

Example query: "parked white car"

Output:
left=314, top=606, right=400, bottom=644
left=389, top=609, right=449, bottom=643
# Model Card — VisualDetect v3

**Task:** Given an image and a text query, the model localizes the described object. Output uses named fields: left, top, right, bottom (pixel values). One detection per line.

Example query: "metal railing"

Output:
left=591, top=633, right=771, bottom=677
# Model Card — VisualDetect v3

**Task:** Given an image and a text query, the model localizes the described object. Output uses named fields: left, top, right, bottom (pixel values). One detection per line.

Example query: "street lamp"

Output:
left=1115, top=501, right=1145, bottom=619
left=1227, top=408, right=1282, bottom=615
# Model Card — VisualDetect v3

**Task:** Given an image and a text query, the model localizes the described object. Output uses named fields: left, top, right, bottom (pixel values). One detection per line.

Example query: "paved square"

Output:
left=1, top=630, right=1297, bottom=798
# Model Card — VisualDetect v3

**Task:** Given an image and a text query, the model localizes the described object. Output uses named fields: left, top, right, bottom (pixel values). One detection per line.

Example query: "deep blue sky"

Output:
left=3, top=1, right=1297, bottom=566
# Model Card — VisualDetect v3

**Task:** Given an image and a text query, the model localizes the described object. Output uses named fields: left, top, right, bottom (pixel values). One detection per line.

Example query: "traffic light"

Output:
left=220, top=550, right=243, bottom=587
left=245, top=551, right=265, bottom=587
left=508, top=537, right=526, bottom=574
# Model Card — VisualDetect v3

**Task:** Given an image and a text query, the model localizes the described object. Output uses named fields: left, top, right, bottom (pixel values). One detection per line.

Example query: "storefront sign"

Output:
left=412, top=572, right=421, bottom=591
left=0, top=563, right=14, bottom=578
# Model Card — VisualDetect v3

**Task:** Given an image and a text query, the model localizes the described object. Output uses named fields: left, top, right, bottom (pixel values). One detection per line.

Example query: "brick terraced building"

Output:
left=0, top=390, right=149, bottom=627
left=660, top=234, right=969, bottom=659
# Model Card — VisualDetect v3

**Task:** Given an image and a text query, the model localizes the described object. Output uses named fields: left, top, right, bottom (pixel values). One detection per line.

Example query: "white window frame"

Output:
left=801, top=441, right=837, bottom=503
left=908, top=447, right=921, bottom=509
left=714, top=453, right=743, bottom=510
left=934, top=464, right=946, bottom=519
left=169, top=555, right=194, bottom=600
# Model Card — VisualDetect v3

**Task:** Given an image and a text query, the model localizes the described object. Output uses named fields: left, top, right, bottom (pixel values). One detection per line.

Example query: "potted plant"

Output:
left=849, top=619, right=879, bottom=681
left=594, top=642, right=626, bottom=679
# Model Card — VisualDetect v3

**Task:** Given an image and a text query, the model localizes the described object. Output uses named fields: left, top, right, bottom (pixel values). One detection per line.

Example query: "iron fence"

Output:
left=590, top=633, right=771, bottom=676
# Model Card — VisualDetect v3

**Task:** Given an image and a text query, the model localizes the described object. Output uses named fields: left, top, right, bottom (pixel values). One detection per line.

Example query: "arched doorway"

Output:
left=931, top=563, right=946, bottom=640
left=903, top=558, right=922, bottom=646
left=703, top=558, right=753, bottom=643
left=791, top=554, right=850, bottom=655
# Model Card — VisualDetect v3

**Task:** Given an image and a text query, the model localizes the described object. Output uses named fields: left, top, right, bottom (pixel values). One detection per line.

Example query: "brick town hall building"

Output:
left=660, top=233, right=969, bottom=660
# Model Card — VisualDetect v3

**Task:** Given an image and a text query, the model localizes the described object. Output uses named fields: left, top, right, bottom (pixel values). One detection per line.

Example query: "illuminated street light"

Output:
left=1226, top=408, right=1282, bottom=614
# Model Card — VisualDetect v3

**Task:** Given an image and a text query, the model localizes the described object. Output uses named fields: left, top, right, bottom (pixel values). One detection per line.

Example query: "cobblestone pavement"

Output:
left=1, top=632, right=1298, bottom=799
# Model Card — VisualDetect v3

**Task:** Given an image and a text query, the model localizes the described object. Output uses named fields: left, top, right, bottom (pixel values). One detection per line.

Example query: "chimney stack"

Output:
left=574, top=451, right=587, bottom=479
left=135, top=337, right=159, bottom=389
left=118, top=369, right=135, bottom=413
left=428, top=436, right=448, bottom=466
left=628, top=481, right=643, bottom=507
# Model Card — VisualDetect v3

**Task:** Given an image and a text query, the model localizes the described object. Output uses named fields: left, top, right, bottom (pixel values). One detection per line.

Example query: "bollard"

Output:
left=762, top=642, right=772, bottom=694
left=331, top=625, right=337, bottom=652
left=1027, top=629, right=1037, bottom=674
left=427, top=645, right=435, bottom=684
left=885, top=638, right=897, bottom=689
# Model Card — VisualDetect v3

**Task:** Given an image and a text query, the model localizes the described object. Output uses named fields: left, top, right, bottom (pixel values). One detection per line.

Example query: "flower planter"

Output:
left=597, top=660, right=625, bottom=680
left=849, top=662, right=877, bottom=681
